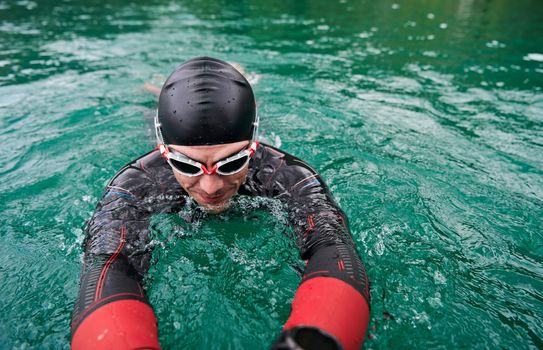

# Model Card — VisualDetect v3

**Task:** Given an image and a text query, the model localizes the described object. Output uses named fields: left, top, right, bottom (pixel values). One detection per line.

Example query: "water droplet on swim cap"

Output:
left=157, top=56, right=257, bottom=146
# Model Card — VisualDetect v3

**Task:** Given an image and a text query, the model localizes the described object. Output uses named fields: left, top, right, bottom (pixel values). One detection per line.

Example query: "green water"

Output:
left=1, top=0, right=542, bottom=349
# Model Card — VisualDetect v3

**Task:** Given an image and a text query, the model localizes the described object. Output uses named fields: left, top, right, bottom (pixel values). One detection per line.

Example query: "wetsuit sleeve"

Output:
left=245, top=145, right=370, bottom=350
left=71, top=153, right=176, bottom=350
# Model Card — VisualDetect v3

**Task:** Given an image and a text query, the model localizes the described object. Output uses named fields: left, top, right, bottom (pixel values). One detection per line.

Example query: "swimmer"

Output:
left=71, top=57, right=370, bottom=350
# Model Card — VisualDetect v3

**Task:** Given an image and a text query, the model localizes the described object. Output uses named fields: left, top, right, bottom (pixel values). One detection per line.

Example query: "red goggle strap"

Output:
left=249, top=141, right=259, bottom=156
left=158, top=144, right=169, bottom=159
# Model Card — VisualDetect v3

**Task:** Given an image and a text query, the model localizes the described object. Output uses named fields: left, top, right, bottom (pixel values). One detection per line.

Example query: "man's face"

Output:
left=169, top=140, right=250, bottom=213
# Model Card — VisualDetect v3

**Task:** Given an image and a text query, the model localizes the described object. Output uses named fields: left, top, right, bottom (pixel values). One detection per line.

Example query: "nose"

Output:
left=198, top=174, right=225, bottom=196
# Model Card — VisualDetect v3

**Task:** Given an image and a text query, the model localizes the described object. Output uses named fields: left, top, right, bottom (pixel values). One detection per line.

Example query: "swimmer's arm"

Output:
left=71, top=165, right=161, bottom=350
left=259, top=153, right=370, bottom=350
left=143, top=83, right=161, bottom=97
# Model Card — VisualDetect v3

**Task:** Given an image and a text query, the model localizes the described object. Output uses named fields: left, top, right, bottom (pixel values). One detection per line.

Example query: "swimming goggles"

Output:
left=158, top=141, right=258, bottom=177
left=154, top=112, right=260, bottom=177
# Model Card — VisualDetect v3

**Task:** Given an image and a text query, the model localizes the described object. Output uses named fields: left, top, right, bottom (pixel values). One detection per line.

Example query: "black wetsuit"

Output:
left=71, top=143, right=370, bottom=350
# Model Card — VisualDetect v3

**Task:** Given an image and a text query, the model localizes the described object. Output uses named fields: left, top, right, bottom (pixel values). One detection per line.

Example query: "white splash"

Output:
left=486, top=40, right=506, bottom=48
left=523, top=53, right=543, bottom=62
left=433, top=271, right=447, bottom=284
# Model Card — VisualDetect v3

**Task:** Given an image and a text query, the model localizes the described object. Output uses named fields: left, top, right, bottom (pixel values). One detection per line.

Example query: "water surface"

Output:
left=1, top=0, right=542, bottom=349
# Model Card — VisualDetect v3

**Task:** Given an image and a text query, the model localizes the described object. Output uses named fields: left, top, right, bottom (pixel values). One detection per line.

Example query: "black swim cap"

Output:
left=157, top=56, right=257, bottom=146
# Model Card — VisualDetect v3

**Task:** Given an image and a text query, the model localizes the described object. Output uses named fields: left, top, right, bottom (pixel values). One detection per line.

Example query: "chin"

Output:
left=199, top=199, right=231, bottom=213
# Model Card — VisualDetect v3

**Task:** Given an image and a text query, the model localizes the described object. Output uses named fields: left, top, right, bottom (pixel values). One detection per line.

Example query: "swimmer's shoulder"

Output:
left=245, top=143, right=321, bottom=197
left=106, top=149, right=176, bottom=192
left=255, top=143, right=319, bottom=175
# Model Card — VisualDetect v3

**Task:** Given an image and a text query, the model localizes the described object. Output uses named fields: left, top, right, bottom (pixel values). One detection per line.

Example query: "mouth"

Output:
left=199, top=193, right=227, bottom=205
left=197, top=193, right=232, bottom=213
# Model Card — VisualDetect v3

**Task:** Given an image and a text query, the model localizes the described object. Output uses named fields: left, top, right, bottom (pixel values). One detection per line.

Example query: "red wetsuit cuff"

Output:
left=283, top=277, right=370, bottom=350
left=71, top=299, right=160, bottom=350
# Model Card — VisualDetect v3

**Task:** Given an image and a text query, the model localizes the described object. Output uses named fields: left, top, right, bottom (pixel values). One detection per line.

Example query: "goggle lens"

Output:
left=169, top=159, right=202, bottom=175
left=217, top=155, right=249, bottom=174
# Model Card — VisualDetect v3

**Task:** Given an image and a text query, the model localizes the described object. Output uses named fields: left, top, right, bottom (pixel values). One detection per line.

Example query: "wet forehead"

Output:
left=169, top=140, right=249, bottom=164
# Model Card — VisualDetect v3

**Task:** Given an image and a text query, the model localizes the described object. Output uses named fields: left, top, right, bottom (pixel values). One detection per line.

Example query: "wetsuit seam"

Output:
left=94, top=225, right=127, bottom=301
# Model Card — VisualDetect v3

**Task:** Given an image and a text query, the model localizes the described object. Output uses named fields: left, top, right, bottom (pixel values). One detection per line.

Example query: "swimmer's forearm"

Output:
left=143, top=83, right=161, bottom=97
